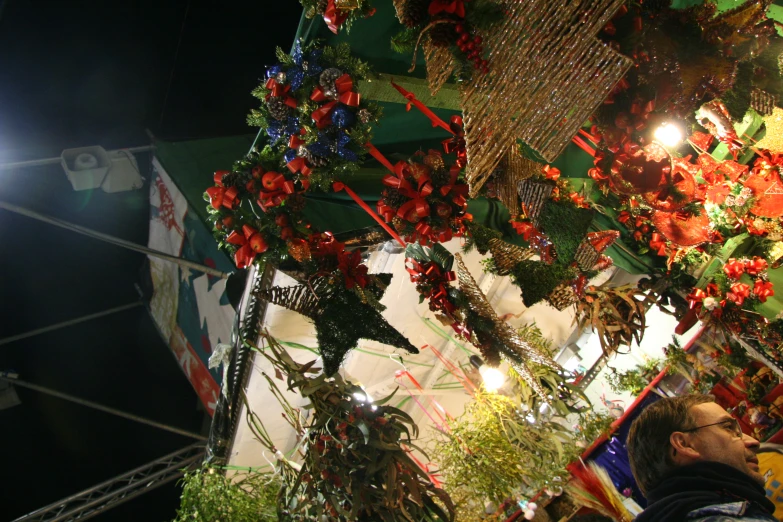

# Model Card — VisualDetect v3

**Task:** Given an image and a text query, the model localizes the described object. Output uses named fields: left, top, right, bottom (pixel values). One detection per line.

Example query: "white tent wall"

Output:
left=228, top=237, right=700, bottom=472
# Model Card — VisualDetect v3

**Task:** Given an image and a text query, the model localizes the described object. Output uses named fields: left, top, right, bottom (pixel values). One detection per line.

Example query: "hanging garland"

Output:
left=248, top=40, right=382, bottom=191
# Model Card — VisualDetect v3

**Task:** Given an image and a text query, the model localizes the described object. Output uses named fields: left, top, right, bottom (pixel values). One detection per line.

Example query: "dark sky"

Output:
left=0, top=1, right=301, bottom=520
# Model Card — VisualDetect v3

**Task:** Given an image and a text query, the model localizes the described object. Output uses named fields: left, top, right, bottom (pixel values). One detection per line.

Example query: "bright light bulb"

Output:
left=479, top=366, right=506, bottom=392
left=654, top=122, right=683, bottom=147
left=352, top=392, right=367, bottom=402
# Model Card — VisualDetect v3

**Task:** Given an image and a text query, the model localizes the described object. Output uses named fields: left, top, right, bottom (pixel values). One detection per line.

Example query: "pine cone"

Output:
left=222, top=170, right=249, bottom=189
left=320, top=68, right=342, bottom=87
left=316, top=0, right=328, bottom=14
left=396, top=0, right=429, bottom=28
left=285, top=193, right=306, bottom=212
left=428, top=17, right=458, bottom=47
left=266, top=96, right=290, bottom=121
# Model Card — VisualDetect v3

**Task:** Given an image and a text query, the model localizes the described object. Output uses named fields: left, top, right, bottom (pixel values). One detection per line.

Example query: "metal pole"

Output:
left=0, top=375, right=207, bottom=441
left=0, top=302, right=144, bottom=347
left=0, top=200, right=229, bottom=278
left=0, top=145, right=155, bottom=171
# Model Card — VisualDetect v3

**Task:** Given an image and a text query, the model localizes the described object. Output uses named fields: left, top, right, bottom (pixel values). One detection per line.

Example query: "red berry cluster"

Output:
left=455, top=23, right=488, bottom=74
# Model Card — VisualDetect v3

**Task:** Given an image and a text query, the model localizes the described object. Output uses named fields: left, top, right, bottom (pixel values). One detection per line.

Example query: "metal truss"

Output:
left=12, top=443, right=205, bottom=522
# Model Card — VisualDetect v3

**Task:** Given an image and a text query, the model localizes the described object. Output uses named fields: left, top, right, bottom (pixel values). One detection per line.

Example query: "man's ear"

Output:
left=670, top=432, right=700, bottom=461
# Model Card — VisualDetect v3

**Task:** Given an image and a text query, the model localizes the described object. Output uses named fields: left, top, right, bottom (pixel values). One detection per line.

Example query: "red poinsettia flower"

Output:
left=337, top=249, right=369, bottom=289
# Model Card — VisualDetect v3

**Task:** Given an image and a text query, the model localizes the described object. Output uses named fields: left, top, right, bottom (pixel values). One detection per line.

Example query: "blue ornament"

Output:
left=284, top=149, right=298, bottom=164
left=331, top=105, right=355, bottom=129
left=265, top=65, right=283, bottom=79
left=289, top=41, right=323, bottom=91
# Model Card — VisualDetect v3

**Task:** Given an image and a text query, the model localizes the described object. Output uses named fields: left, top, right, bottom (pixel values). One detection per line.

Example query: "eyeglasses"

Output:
left=681, top=418, right=743, bottom=438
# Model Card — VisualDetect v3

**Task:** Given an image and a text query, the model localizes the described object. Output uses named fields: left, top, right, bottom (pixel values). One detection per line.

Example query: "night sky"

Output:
left=0, top=2, right=301, bottom=520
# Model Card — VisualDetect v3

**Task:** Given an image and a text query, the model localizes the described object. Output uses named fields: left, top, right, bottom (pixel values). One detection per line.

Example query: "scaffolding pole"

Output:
left=0, top=302, right=143, bottom=347
left=11, top=443, right=205, bottom=522
left=0, top=375, right=206, bottom=441
left=0, top=200, right=228, bottom=278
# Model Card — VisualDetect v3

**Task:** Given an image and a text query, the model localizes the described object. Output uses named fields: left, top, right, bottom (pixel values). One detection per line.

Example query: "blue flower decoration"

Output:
left=308, top=131, right=357, bottom=162
left=266, top=116, right=300, bottom=144
left=289, top=42, right=323, bottom=92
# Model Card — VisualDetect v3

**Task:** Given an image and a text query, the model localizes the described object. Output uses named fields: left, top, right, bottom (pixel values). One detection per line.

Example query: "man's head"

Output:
left=627, top=394, right=762, bottom=495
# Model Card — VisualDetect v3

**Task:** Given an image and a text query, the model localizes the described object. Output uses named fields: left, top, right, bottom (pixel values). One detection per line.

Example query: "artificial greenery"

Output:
left=720, top=61, right=754, bottom=121
left=606, top=359, right=662, bottom=396
left=537, top=200, right=595, bottom=265
left=173, top=465, right=280, bottom=522
left=462, top=220, right=503, bottom=255
left=432, top=390, right=580, bottom=505
left=510, top=260, right=579, bottom=308
left=247, top=333, right=455, bottom=521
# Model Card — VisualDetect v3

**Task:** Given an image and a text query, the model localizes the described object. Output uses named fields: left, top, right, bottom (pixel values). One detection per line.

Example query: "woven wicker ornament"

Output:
left=546, top=282, right=579, bottom=311
left=453, top=253, right=560, bottom=400
left=488, top=237, right=535, bottom=275
left=495, top=148, right=541, bottom=214
left=751, top=88, right=779, bottom=116
left=517, top=179, right=555, bottom=226
left=461, top=0, right=632, bottom=195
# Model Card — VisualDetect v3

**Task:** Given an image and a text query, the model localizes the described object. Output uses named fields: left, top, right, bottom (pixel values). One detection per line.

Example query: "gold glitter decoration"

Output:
left=756, top=107, right=783, bottom=154
left=287, top=239, right=312, bottom=263
left=423, top=39, right=455, bottom=96
left=453, top=253, right=560, bottom=400
left=495, top=147, right=541, bottom=213
left=488, top=238, right=535, bottom=275
left=460, top=0, right=632, bottom=193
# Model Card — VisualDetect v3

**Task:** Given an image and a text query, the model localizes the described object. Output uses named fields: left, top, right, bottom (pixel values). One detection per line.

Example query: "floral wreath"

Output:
left=248, top=40, right=381, bottom=192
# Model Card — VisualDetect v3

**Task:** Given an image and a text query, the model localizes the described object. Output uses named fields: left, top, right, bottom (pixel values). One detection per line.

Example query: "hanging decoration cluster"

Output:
left=246, top=333, right=455, bottom=521
left=247, top=40, right=381, bottom=191
left=298, top=0, right=376, bottom=34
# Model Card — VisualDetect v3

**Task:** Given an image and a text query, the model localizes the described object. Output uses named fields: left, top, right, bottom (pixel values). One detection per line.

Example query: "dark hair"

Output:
left=627, top=394, right=714, bottom=495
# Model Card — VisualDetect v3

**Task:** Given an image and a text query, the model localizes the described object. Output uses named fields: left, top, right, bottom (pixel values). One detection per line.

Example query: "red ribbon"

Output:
left=428, top=0, right=466, bottom=18
left=687, top=288, right=707, bottom=310
left=744, top=256, right=768, bottom=276
left=406, top=258, right=457, bottom=316
left=754, top=280, right=775, bottom=303
left=310, top=73, right=360, bottom=128
left=391, top=81, right=452, bottom=133
left=333, top=181, right=407, bottom=247
left=206, top=185, right=239, bottom=210
left=649, top=232, right=667, bottom=256
left=723, top=258, right=745, bottom=280
left=226, top=225, right=267, bottom=269
left=323, top=0, right=348, bottom=33
left=727, top=282, right=751, bottom=306
left=542, top=165, right=560, bottom=181
left=264, top=78, right=297, bottom=108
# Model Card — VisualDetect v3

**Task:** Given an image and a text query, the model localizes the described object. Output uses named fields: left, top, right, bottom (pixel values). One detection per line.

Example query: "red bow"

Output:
left=723, top=258, right=745, bottom=280
left=382, top=161, right=434, bottom=224
left=543, top=165, right=560, bottom=181
left=406, top=258, right=457, bottom=315
left=649, top=232, right=667, bottom=256
left=754, top=280, right=775, bottom=303
left=264, top=78, right=297, bottom=108
left=617, top=210, right=631, bottom=224
left=510, top=220, right=536, bottom=241
left=226, top=225, right=268, bottom=269
left=323, top=0, right=349, bottom=33
left=310, top=74, right=360, bottom=128
left=441, top=115, right=467, bottom=167
left=726, top=282, right=751, bottom=306
left=744, top=256, right=768, bottom=276
left=258, top=172, right=296, bottom=211
left=687, top=288, right=707, bottom=310
left=206, top=172, right=240, bottom=210
left=428, top=0, right=467, bottom=18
